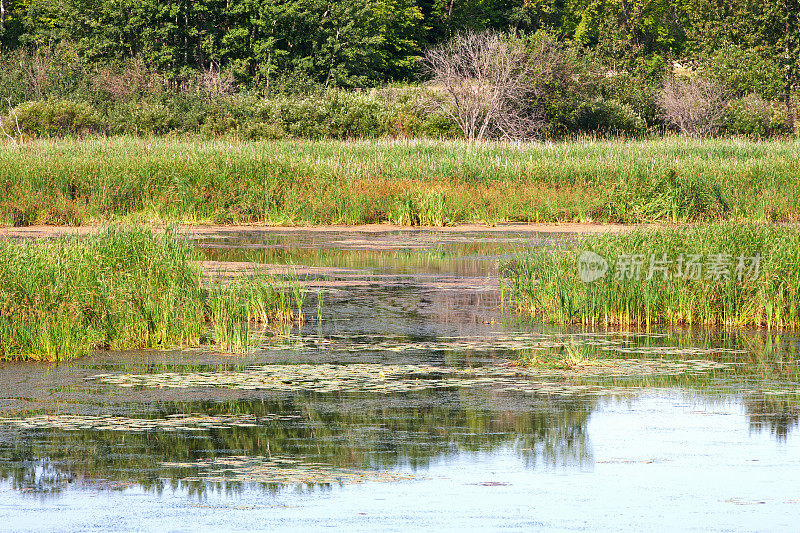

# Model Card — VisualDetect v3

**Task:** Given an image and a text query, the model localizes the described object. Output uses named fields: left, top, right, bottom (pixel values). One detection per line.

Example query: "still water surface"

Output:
left=1, top=228, right=799, bottom=531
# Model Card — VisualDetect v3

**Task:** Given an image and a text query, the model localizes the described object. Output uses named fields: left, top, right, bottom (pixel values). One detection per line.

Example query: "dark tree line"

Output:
left=0, top=1, right=793, bottom=87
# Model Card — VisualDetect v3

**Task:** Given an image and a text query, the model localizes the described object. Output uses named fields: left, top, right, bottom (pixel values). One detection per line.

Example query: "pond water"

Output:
left=1, top=227, right=799, bottom=531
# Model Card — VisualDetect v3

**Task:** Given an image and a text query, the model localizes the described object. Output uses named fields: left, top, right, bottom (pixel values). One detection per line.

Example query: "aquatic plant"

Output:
left=1, top=137, right=799, bottom=227
left=507, top=223, right=800, bottom=328
left=0, top=227, right=305, bottom=360
left=207, top=274, right=306, bottom=352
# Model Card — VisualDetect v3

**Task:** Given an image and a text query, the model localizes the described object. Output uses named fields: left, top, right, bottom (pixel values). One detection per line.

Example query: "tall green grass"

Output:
left=1, top=137, right=799, bottom=226
left=508, top=223, right=800, bottom=328
left=0, top=227, right=305, bottom=361
left=207, top=274, right=306, bottom=352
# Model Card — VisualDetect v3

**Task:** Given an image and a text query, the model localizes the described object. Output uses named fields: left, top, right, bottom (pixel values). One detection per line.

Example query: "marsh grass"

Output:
left=207, top=274, right=306, bottom=352
left=508, top=223, right=800, bottom=328
left=0, top=227, right=304, bottom=360
left=2, top=137, right=799, bottom=226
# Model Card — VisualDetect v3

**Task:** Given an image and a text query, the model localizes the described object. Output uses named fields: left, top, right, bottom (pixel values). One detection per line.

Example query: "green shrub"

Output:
left=11, top=99, right=102, bottom=137
left=108, top=101, right=175, bottom=135
left=237, top=121, right=286, bottom=140
left=270, top=90, right=390, bottom=139
left=385, top=88, right=462, bottom=139
left=701, top=44, right=783, bottom=100
left=724, top=94, right=789, bottom=137
left=569, top=97, right=645, bottom=136
left=599, top=71, right=662, bottom=129
left=326, top=91, right=389, bottom=138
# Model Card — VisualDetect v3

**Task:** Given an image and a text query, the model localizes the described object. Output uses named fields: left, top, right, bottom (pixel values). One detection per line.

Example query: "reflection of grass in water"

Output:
left=0, top=396, right=593, bottom=495
left=507, top=328, right=800, bottom=438
left=746, top=396, right=800, bottom=441
left=0, top=227, right=306, bottom=360
left=198, top=243, right=509, bottom=276
left=507, top=223, right=800, bottom=328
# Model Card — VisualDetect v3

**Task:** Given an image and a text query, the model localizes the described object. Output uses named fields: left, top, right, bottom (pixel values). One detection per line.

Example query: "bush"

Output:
left=701, top=44, right=783, bottom=100
left=599, top=70, right=661, bottom=129
left=10, top=99, right=102, bottom=137
left=271, top=90, right=390, bottom=139
left=659, top=77, right=728, bottom=136
left=236, top=121, right=286, bottom=141
left=108, top=100, right=175, bottom=135
left=385, top=87, right=461, bottom=139
left=724, top=94, right=789, bottom=137
left=568, top=97, right=645, bottom=136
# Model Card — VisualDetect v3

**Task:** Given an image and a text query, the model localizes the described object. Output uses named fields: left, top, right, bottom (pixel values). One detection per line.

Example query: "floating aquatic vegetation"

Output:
left=87, top=360, right=732, bottom=398
left=0, top=413, right=300, bottom=433
left=162, top=455, right=415, bottom=486
left=259, top=332, right=750, bottom=360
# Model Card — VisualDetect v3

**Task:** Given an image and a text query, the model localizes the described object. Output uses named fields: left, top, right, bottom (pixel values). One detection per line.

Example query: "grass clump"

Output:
left=507, top=223, right=800, bottom=328
left=207, top=275, right=305, bottom=352
left=0, top=227, right=304, bottom=361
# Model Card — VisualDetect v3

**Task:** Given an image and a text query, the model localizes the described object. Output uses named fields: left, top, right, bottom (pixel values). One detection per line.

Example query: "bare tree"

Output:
left=20, top=48, right=53, bottom=101
left=421, top=31, right=545, bottom=142
left=659, top=77, right=728, bottom=136
left=197, top=61, right=236, bottom=97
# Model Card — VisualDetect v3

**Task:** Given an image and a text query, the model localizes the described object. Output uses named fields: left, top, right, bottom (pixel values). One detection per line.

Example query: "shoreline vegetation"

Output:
left=0, top=227, right=305, bottom=362
left=506, top=223, right=800, bottom=329
left=2, top=137, right=799, bottom=228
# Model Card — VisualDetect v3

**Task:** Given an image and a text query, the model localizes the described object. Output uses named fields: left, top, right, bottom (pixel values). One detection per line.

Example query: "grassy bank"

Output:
left=507, top=223, right=800, bottom=328
left=0, top=227, right=304, bottom=361
left=1, top=137, right=799, bottom=227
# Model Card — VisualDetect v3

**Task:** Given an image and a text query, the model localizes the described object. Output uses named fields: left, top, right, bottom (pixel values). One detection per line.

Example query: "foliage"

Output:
left=724, top=94, right=789, bottom=138
left=10, top=98, right=101, bottom=137
left=700, top=43, right=784, bottom=100
left=568, top=97, right=645, bottom=136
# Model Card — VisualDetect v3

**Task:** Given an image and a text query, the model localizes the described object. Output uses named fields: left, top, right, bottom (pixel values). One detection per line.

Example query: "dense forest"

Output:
left=0, top=0, right=798, bottom=138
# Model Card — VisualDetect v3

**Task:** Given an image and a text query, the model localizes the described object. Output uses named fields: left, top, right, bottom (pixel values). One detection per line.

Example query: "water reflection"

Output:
left=0, top=393, right=593, bottom=495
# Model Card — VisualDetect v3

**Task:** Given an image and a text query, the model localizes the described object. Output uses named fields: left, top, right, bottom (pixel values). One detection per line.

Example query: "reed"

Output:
left=207, top=274, right=306, bottom=352
left=2, top=137, right=799, bottom=227
left=0, top=227, right=304, bottom=360
left=507, top=223, right=800, bottom=328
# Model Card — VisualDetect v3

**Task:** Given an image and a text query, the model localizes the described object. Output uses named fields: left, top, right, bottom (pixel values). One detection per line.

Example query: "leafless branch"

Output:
left=0, top=98, right=23, bottom=145
left=659, top=77, right=728, bottom=136
left=421, top=31, right=546, bottom=142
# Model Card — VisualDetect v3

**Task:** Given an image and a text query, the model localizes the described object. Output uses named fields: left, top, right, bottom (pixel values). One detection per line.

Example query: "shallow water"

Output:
left=1, top=227, right=799, bottom=531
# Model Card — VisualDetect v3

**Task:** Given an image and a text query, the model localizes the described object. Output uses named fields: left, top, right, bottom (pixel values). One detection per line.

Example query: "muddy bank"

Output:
left=0, top=222, right=635, bottom=240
